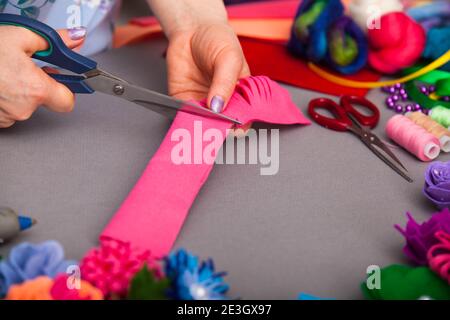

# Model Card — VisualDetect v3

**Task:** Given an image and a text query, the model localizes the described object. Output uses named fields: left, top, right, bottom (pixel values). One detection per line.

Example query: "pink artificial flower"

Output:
left=50, top=274, right=104, bottom=300
left=427, top=231, right=450, bottom=284
left=80, top=237, right=158, bottom=298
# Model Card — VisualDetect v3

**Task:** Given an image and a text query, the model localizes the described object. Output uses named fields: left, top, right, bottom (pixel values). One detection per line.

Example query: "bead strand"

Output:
left=382, top=83, right=450, bottom=114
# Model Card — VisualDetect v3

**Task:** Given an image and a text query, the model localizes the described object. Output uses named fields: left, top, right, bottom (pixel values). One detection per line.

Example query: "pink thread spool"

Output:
left=386, top=115, right=441, bottom=161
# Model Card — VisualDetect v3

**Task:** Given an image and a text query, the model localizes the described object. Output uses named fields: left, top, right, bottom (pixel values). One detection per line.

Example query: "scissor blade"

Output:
left=368, top=135, right=408, bottom=171
left=368, top=142, right=414, bottom=183
left=354, top=128, right=413, bottom=183
left=84, top=73, right=242, bottom=125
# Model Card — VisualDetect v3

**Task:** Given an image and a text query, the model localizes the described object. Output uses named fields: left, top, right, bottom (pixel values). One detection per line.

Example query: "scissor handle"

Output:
left=0, top=13, right=97, bottom=74
left=340, top=95, right=380, bottom=129
left=308, top=98, right=353, bottom=132
left=48, top=74, right=94, bottom=94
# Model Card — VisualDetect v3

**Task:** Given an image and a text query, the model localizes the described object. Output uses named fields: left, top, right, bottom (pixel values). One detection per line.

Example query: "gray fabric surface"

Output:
left=0, top=40, right=448, bottom=299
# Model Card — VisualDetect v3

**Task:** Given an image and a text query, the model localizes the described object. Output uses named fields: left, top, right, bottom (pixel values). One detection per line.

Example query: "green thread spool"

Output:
left=430, top=106, right=450, bottom=129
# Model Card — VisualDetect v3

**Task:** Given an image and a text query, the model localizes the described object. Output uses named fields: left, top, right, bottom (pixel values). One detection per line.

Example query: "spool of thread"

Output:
left=367, top=12, right=426, bottom=74
left=430, top=106, right=450, bottom=128
left=386, top=114, right=441, bottom=161
left=406, top=111, right=450, bottom=152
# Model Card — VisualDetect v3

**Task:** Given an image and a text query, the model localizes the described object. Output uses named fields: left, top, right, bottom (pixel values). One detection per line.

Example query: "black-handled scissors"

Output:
left=0, top=14, right=242, bottom=125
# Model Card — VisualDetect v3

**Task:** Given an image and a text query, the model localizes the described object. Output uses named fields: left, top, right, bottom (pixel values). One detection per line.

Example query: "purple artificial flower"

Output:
left=0, top=241, right=77, bottom=297
left=395, top=209, right=450, bottom=265
left=424, top=161, right=450, bottom=209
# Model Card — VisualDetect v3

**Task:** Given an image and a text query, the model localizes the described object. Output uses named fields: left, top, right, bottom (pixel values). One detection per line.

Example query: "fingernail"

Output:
left=211, top=96, right=224, bottom=113
left=68, top=27, right=87, bottom=40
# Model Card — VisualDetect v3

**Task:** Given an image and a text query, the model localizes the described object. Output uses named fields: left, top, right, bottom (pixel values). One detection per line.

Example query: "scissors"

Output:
left=309, top=95, right=413, bottom=183
left=0, top=14, right=241, bottom=125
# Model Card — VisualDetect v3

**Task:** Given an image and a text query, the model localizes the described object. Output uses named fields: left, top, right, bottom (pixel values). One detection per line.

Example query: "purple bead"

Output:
left=386, top=97, right=395, bottom=108
left=405, top=104, right=413, bottom=112
left=389, top=87, right=397, bottom=94
left=392, top=94, right=400, bottom=101
left=381, top=86, right=391, bottom=93
left=422, top=109, right=430, bottom=115
left=399, top=88, right=407, bottom=95
left=420, top=85, right=429, bottom=95
left=414, top=104, right=422, bottom=111
left=395, top=105, right=404, bottom=113
left=401, top=93, right=409, bottom=101
left=394, top=83, right=403, bottom=90
left=442, top=96, right=450, bottom=102
left=429, top=85, right=436, bottom=93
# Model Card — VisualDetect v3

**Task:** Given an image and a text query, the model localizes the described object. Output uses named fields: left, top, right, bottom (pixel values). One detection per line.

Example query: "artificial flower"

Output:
left=395, top=209, right=450, bottom=265
left=427, top=231, right=450, bottom=284
left=0, top=241, right=77, bottom=296
left=423, top=161, right=450, bottom=209
left=361, top=264, right=450, bottom=300
left=164, top=249, right=229, bottom=300
left=298, top=293, right=333, bottom=300
left=80, top=237, right=156, bottom=298
left=6, top=276, right=53, bottom=300
left=50, top=274, right=104, bottom=300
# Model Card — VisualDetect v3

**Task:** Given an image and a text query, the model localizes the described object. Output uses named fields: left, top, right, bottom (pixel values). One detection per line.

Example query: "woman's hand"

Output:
left=0, top=26, right=86, bottom=128
left=148, top=0, right=250, bottom=113
left=166, top=22, right=250, bottom=113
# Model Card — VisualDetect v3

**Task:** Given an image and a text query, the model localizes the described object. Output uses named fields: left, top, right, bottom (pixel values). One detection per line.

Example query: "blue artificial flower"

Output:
left=298, top=292, right=334, bottom=300
left=0, top=240, right=77, bottom=297
left=164, top=249, right=229, bottom=300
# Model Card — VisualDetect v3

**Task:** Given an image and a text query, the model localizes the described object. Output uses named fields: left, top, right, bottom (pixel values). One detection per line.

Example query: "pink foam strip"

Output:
left=100, top=76, right=310, bottom=257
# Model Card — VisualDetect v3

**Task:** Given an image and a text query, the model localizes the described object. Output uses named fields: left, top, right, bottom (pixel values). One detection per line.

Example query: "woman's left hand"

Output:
left=166, top=22, right=250, bottom=113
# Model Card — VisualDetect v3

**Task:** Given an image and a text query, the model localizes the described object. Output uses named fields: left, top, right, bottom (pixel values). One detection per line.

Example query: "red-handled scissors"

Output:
left=309, top=96, right=413, bottom=183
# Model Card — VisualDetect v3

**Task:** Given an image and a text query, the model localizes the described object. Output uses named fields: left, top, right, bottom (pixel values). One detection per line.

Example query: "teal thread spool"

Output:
left=430, top=106, right=450, bottom=129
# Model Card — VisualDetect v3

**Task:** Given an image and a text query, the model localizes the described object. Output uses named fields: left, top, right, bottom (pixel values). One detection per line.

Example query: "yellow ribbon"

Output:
left=308, top=50, right=450, bottom=89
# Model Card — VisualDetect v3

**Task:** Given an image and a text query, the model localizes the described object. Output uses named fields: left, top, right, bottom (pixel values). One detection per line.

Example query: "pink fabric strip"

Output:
left=100, top=76, right=310, bottom=258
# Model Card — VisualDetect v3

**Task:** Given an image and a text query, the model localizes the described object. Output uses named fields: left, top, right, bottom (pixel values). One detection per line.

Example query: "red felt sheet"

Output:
left=240, top=37, right=381, bottom=97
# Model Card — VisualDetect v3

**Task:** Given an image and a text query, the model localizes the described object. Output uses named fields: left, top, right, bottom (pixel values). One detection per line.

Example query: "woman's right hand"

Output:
left=0, top=26, right=86, bottom=128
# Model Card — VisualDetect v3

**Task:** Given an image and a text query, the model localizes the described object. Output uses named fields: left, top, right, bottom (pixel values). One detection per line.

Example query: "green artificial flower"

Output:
left=362, top=265, right=450, bottom=300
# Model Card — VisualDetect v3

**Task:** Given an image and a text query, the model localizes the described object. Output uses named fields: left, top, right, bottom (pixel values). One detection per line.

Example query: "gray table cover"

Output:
left=1, top=40, right=448, bottom=299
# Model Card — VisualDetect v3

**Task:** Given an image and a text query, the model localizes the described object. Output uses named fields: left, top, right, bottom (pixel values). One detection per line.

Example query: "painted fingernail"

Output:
left=211, top=96, right=224, bottom=113
left=68, top=27, right=87, bottom=40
